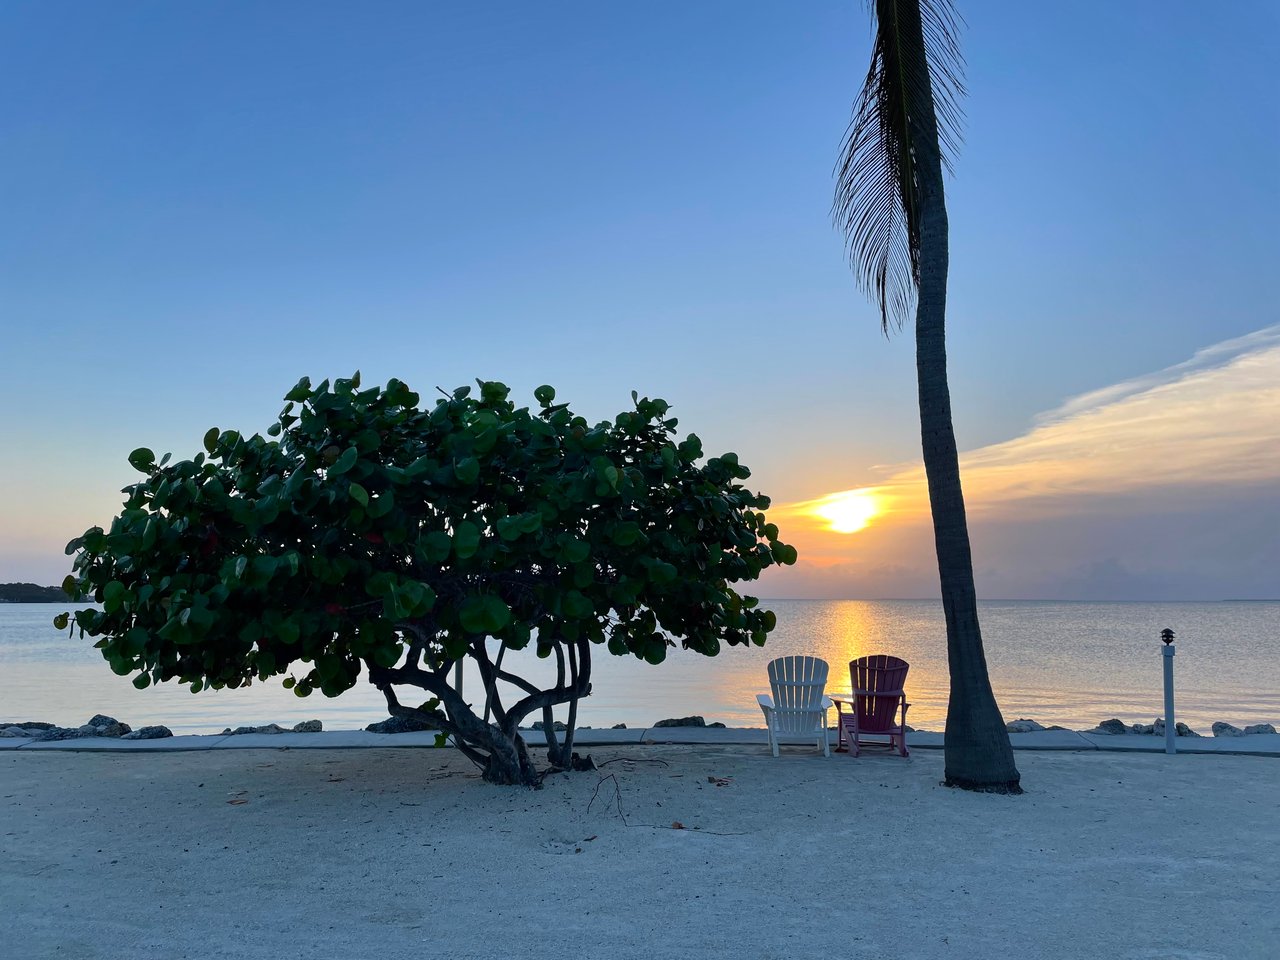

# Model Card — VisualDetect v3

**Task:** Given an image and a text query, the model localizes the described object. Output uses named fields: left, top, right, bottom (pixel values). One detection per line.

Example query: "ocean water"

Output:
left=1, top=600, right=1276, bottom=735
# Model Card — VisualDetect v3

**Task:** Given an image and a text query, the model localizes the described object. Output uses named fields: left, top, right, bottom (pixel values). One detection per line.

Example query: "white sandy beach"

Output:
left=2, top=745, right=1276, bottom=960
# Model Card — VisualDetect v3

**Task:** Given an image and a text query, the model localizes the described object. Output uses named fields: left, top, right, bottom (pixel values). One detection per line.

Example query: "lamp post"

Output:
left=1161, top=628, right=1176, bottom=755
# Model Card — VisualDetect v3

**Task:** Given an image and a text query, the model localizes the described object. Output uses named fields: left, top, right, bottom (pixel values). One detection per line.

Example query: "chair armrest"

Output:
left=852, top=689, right=905, bottom=697
left=820, top=696, right=834, bottom=709
left=756, top=694, right=775, bottom=709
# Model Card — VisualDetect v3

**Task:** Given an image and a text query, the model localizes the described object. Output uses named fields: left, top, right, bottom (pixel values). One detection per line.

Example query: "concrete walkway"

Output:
left=4, top=726, right=1278, bottom=756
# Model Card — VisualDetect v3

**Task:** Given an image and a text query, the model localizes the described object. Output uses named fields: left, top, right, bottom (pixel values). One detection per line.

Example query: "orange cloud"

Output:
left=766, top=326, right=1280, bottom=594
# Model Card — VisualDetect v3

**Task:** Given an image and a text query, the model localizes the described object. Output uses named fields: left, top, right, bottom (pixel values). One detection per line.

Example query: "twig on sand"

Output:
left=597, top=757, right=669, bottom=768
left=585, top=771, right=749, bottom=837
left=587, top=773, right=628, bottom=825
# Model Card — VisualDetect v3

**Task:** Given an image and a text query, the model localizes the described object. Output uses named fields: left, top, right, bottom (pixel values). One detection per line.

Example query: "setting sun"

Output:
left=810, top=489, right=881, bottom=534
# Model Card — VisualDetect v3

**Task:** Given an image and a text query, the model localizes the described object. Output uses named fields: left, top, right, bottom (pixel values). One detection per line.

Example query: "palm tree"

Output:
left=834, top=0, right=1021, bottom=792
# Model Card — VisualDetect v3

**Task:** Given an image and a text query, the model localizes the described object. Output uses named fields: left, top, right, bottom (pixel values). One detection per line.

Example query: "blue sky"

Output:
left=1, top=1, right=1277, bottom=597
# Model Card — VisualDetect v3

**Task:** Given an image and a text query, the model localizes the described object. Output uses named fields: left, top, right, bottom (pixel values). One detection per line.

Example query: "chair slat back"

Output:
left=849, top=655, right=909, bottom=733
left=767, top=656, right=829, bottom=734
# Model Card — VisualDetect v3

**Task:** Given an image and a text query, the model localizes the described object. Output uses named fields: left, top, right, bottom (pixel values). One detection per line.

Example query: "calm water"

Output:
left=1, top=600, right=1277, bottom=735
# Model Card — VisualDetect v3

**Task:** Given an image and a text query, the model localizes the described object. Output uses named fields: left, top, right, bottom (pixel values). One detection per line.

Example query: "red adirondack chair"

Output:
left=836, top=655, right=910, bottom=758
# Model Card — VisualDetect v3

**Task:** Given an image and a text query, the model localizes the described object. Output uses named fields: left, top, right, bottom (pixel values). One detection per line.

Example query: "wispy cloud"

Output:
left=767, top=326, right=1280, bottom=598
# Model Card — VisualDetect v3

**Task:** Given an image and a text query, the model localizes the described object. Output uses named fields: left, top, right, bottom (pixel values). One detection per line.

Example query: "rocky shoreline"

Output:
left=3, top=712, right=1277, bottom=742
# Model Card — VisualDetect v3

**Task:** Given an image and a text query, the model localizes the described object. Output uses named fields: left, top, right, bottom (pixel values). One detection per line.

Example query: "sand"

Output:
left=2, top=745, right=1276, bottom=960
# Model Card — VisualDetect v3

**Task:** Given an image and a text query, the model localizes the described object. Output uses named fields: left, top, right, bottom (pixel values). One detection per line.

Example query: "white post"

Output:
left=1162, top=633, right=1176, bottom=755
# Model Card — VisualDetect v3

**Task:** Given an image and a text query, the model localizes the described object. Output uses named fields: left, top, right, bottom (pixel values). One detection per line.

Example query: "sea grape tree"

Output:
left=61, top=376, right=795, bottom=785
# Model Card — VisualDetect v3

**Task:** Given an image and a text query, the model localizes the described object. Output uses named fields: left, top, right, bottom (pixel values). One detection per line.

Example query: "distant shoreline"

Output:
left=0, top=583, right=67, bottom=603
left=3, top=592, right=1278, bottom=604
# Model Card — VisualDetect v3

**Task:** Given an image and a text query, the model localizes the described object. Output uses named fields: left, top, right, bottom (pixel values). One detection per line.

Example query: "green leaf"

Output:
left=452, top=521, right=481, bottom=559
left=371, top=643, right=404, bottom=668
left=61, top=574, right=77, bottom=597
left=203, top=427, right=220, bottom=453
left=285, top=377, right=313, bottom=402
left=453, top=458, right=480, bottom=484
left=650, top=561, right=677, bottom=584
left=417, top=530, right=452, bottom=565
left=562, top=590, right=593, bottom=619
left=329, top=446, right=358, bottom=476
left=128, top=447, right=156, bottom=473
left=397, top=580, right=435, bottom=617
left=132, top=673, right=151, bottom=689
left=534, top=384, right=556, bottom=405
left=52, top=612, right=69, bottom=631
left=770, top=543, right=798, bottom=565
left=124, top=627, right=148, bottom=654
left=479, top=381, right=510, bottom=403
left=611, top=522, right=641, bottom=547
left=348, top=482, right=370, bottom=507
left=102, top=581, right=126, bottom=612
left=366, top=490, right=394, bottom=518
left=459, top=594, right=511, bottom=634
left=561, top=539, right=590, bottom=564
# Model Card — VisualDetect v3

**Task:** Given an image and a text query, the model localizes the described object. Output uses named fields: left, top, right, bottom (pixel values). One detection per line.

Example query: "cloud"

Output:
left=765, top=325, right=1280, bottom=599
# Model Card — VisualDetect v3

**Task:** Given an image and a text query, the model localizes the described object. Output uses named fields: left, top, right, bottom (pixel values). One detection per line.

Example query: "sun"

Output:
left=811, top=489, right=881, bottom=534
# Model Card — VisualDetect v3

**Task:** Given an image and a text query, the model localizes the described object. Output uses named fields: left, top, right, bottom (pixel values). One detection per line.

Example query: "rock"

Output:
left=84, top=715, right=131, bottom=737
left=224, top=723, right=287, bottom=736
left=653, top=716, right=705, bottom=728
left=33, top=726, right=88, bottom=741
left=1, top=727, right=35, bottom=738
left=122, top=725, right=173, bottom=740
left=1212, top=722, right=1245, bottom=737
left=1006, top=719, right=1046, bottom=733
left=531, top=721, right=567, bottom=732
left=1131, top=723, right=1155, bottom=735
left=1243, top=723, right=1276, bottom=735
left=0, top=721, right=55, bottom=731
left=365, top=715, right=437, bottom=734
left=292, top=720, right=322, bottom=733
left=611, top=723, right=627, bottom=729
left=1175, top=722, right=1200, bottom=738
left=707, top=722, right=726, bottom=729
left=1091, top=718, right=1128, bottom=735
left=1046, top=725, right=1069, bottom=731
left=579, top=726, right=592, bottom=730
left=903, top=725, right=915, bottom=733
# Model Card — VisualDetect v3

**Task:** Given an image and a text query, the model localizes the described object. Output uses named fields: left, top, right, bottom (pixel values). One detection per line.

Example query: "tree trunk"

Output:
left=915, top=180, right=1021, bottom=794
left=907, top=6, right=1021, bottom=794
left=369, top=662, right=544, bottom=787
left=481, top=733, right=540, bottom=786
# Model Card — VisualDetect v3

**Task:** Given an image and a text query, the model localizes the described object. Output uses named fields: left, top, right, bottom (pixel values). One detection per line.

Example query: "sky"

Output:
left=0, top=1, right=1277, bottom=599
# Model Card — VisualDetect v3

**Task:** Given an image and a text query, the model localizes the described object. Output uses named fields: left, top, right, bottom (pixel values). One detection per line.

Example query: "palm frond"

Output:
left=833, top=0, right=966, bottom=332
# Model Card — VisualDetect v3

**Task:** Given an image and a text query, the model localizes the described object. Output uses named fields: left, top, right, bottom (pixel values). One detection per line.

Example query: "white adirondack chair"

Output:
left=756, top=656, right=832, bottom=757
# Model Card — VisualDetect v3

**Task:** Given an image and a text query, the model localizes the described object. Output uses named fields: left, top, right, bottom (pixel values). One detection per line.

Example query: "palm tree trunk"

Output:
left=901, top=1, right=1020, bottom=794
left=914, top=153, right=1022, bottom=794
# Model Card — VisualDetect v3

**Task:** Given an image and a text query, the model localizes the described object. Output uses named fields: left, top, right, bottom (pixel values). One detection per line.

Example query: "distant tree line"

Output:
left=0, top=582, right=67, bottom=603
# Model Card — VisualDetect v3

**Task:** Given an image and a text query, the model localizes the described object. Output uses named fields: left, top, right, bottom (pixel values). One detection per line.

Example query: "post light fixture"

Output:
left=1161, top=628, right=1176, bottom=755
